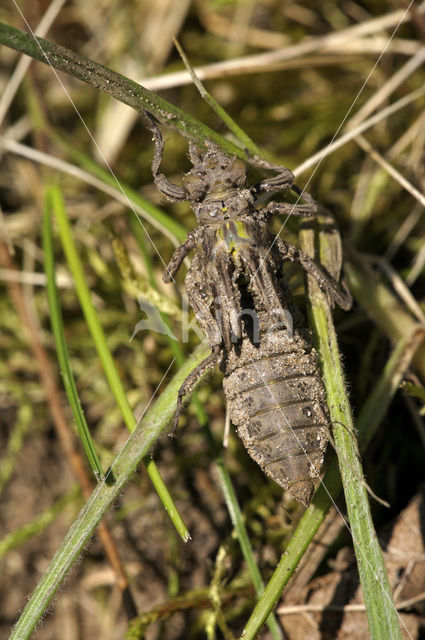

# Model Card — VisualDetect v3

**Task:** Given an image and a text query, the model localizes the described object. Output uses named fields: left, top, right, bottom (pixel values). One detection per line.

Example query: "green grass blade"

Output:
left=239, top=224, right=422, bottom=639
left=299, top=224, right=401, bottom=639
left=43, top=188, right=104, bottom=479
left=0, top=21, right=249, bottom=160
left=198, top=412, right=282, bottom=639
left=173, top=39, right=262, bottom=158
left=10, top=342, right=210, bottom=640
left=52, top=134, right=188, bottom=244
left=50, top=185, right=189, bottom=540
left=241, top=311, right=424, bottom=640
left=214, top=452, right=283, bottom=640
left=304, top=296, right=401, bottom=640
left=0, top=403, right=32, bottom=496
left=0, top=485, right=80, bottom=560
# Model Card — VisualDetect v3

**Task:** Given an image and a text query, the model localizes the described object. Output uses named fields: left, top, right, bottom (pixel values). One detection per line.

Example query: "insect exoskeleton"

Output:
left=145, top=115, right=352, bottom=505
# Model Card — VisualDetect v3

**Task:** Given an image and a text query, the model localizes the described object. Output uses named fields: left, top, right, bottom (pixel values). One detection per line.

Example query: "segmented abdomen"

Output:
left=222, top=311, right=329, bottom=506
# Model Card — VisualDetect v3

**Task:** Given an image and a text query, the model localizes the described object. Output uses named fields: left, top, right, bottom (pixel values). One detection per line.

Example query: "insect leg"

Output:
left=259, top=200, right=317, bottom=219
left=172, top=345, right=222, bottom=432
left=186, top=259, right=223, bottom=347
left=162, top=231, right=199, bottom=283
left=291, top=184, right=316, bottom=209
left=143, top=112, right=188, bottom=202
left=250, top=168, right=295, bottom=200
left=185, top=252, right=240, bottom=352
left=213, top=253, right=242, bottom=349
left=249, top=159, right=316, bottom=214
left=275, top=238, right=353, bottom=311
left=240, top=247, right=294, bottom=334
left=188, top=141, right=203, bottom=165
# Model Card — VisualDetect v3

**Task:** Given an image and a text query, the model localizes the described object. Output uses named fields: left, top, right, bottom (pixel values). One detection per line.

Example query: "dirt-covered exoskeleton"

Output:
left=147, top=117, right=352, bottom=506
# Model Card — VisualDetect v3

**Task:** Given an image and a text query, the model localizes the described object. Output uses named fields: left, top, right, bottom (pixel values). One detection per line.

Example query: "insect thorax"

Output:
left=190, top=188, right=255, bottom=226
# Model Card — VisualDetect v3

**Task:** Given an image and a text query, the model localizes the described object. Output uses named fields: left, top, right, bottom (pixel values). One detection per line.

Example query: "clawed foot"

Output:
left=168, top=396, right=183, bottom=438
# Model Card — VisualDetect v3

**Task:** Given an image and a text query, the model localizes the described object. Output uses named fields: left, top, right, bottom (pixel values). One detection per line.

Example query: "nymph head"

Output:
left=183, top=141, right=247, bottom=202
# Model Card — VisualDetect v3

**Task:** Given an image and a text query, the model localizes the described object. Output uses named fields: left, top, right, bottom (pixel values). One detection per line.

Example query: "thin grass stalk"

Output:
left=173, top=38, right=263, bottom=158
left=50, top=185, right=189, bottom=540
left=301, top=225, right=400, bottom=638
left=302, top=271, right=401, bottom=640
left=0, top=485, right=80, bottom=560
left=203, top=426, right=283, bottom=640
left=0, top=402, right=32, bottom=496
left=240, top=325, right=424, bottom=638
left=43, top=189, right=103, bottom=479
left=239, top=223, right=423, bottom=639
left=0, top=22, right=246, bottom=159
left=10, top=342, right=211, bottom=640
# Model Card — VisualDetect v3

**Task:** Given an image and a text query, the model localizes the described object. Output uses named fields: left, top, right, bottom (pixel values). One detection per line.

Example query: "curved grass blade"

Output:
left=0, top=21, right=247, bottom=159
left=0, top=135, right=187, bottom=246
left=303, top=258, right=401, bottom=640
left=0, top=485, right=80, bottom=561
left=173, top=38, right=263, bottom=159
left=239, top=222, right=425, bottom=639
left=43, top=188, right=103, bottom=479
left=213, top=448, right=283, bottom=640
left=50, top=185, right=188, bottom=540
left=10, top=341, right=211, bottom=640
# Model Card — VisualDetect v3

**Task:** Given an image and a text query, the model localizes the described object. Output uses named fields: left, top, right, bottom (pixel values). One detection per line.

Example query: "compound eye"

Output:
left=227, top=159, right=247, bottom=186
left=210, top=208, right=219, bottom=218
left=182, top=173, right=206, bottom=200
